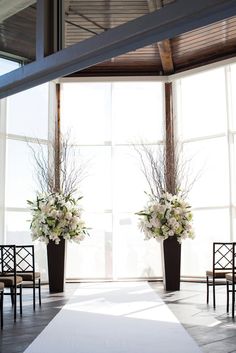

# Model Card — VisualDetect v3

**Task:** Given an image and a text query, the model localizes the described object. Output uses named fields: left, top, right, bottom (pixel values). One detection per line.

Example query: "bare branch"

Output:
left=133, top=137, right=198, bottom=199
left=27, top=132, right=88, bottom=196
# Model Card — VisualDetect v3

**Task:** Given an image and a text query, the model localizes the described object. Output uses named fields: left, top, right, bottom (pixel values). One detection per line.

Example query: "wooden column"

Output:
left=163, top=82, right=181, bottom=292
left=54, top=83, right=61, bottom=193
left=165, top=82, right=175, bottom=195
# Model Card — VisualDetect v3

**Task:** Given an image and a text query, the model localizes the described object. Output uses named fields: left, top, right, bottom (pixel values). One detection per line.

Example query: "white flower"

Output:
left=50, top=209, right=57, bottom=218
left=41, top=204, right=51, bottom=213
left=136, top=192, right=194, bottom=242
left=65, top=211, right=72, bottom=220
left=149, top=216, right=159, bottom=228
left=27, top=192, right=89, bottom=245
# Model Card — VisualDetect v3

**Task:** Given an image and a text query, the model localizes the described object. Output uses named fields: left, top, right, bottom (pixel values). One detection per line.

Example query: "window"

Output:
left=0, top=58, right=19, bottom=75
left=7, top=84, right=49, bottom=139
left=176, top=66, right=234, bottom=276
left=3, top=82, right=50, bottom=280
left=179, top=68, right=227, bottom=140
left=61, top=81, right=164, bottom=279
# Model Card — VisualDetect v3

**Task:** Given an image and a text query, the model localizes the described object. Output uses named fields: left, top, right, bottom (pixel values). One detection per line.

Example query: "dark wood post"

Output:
left=47, top=83, right=66, bottom=293
left=54, top=83, right=61, bottom=193
left=163, top=82, right=181, bottom=291
left=165, top=82, right=175, bottom=195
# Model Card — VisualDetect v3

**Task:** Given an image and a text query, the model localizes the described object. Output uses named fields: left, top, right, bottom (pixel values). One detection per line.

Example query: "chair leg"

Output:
left=233, top=283, right=235, bottom=319
left=227, top=281, right=229, bottom=313
left=206, top=276, right=209, bottom=304
left=13, top=287, right=17, bottom=322
left=213, top=278, right=216, bottom=309
left=33, top=280, right=36, bottom=311
left=1, top=290, right=3, bottom=329
left=38, top=279, right=41, bottom=307
left=19, top=285, right=22, bottom=316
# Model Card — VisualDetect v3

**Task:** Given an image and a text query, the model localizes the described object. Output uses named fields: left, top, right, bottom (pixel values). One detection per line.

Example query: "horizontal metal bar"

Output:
left=0, top=0, right=236, bottom=98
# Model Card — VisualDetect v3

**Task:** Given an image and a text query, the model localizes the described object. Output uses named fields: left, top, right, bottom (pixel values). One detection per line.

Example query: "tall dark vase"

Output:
left=47, top=238, right=66, bottom=293
left=162, top=236, right=181, bottom=291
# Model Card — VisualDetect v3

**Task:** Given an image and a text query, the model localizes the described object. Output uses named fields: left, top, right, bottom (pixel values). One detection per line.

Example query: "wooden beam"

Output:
left=157, top=39, right=174, bottom=74
left=147, top=0, right=174, bottom=74
left=0, top=0, right=236, bottom=98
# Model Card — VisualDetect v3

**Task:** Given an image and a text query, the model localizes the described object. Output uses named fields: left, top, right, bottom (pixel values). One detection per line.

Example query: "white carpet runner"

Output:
left=24, top=282, right=202, bottom=353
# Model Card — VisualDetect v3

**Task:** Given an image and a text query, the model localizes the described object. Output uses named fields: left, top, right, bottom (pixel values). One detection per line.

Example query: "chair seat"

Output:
left=16, top=272, right=41, bottom=281
left=225, top=273, right=236, bottom=282
left=0, top=276, right=23, bottom=287
left=0, top=282, right=4, bottom=291
left=206, top=270, right=230, bottom=278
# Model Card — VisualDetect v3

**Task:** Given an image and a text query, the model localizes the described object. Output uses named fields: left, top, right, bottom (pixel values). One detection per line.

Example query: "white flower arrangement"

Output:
left=27, top=193, right=89, bottom=244
left=136, top=192, right=194, bottom=243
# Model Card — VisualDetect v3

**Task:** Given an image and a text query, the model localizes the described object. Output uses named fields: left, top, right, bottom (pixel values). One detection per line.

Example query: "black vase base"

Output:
left=49, top=289, right=64, bottom=294
left=47, top=239, right=66, bottom=294
left=163, top=237, right=181, bottom=292
left=164, top=284, right=180, bottom=291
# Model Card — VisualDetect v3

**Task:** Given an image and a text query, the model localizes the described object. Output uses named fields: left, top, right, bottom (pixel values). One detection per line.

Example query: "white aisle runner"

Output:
left=24, top=282, right=202, bottom=353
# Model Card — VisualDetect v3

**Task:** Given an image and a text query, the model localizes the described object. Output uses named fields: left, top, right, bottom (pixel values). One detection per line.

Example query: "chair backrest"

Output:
left=213, top=242, right=235, bottom=273
left=15, top=245, right=35, bottom=274
left=0, top=245, right=17, bottom=276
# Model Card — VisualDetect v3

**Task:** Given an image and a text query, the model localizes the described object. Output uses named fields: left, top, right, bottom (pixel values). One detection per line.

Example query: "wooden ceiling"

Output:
left=0, top=0, right=236, bottom=76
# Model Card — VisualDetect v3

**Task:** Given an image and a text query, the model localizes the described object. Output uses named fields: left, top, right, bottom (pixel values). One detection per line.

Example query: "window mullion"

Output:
left=0, top=98, right=7, bottom=243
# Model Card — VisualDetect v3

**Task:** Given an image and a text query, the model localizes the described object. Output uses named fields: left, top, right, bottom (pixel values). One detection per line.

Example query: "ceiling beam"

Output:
left=0, top=0, right=236, bottom=98
left=0, top=0, right=36, bottom=23
left=157, top=39, right=174, bottom=74
left=147, top=0, right=174, bottom=74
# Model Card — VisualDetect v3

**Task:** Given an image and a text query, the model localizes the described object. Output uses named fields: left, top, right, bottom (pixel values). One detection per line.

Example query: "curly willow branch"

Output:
left=27, top=132, right=88, bottom=196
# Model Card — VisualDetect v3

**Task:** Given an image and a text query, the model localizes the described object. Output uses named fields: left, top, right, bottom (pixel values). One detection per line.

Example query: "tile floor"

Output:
left=0, top=281, right=236, bottom=353
left=151, top=282, right=236, bottom=353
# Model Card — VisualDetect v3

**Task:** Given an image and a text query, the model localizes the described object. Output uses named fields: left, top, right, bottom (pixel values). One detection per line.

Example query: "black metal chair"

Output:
left=15, top=245, right=41, bottom=310
left=0, top=245, right=23, bottom=321
left=206, top=242, right=234, bottom=309
left=0, top=282, right=4, bottom=329
left=226, top=243, right=236, bottom=317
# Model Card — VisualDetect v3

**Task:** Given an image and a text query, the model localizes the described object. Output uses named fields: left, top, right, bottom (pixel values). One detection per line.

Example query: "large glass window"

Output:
left=4, top=82, right=50, bottom=280
left=61, top=83, right=111, bottom=145
left=182, top=138, right=229, bottom=208
left=7, top=84, right=49, bottom=139
left=176, top=66, right=234, bottom=276
left=179, top=68, right=227, bottom=140
left=112, top=82, right=163, bottom=143
left=3, top=60, right=236, bottom=280
left=0, top=58, right=19, bottom=75
left=61, top=81, right=164, bottom=279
